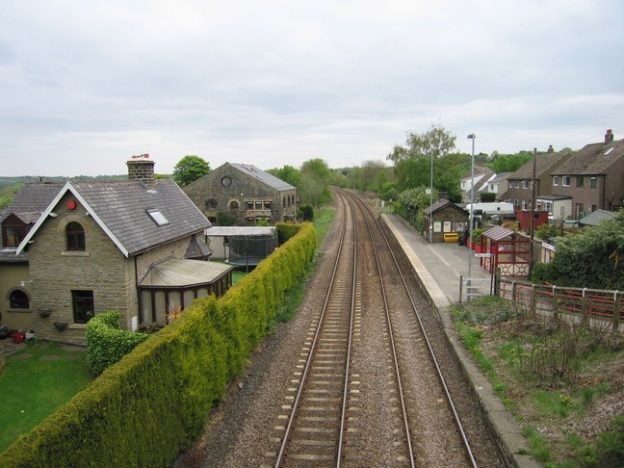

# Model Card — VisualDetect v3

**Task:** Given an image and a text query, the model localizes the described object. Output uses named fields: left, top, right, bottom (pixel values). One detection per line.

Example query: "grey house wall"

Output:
left=184, top=163, right=297, bottom=225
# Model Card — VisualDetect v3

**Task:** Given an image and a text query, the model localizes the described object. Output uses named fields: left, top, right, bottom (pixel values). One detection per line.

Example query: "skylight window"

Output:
left=147, top=209, right=169, bottom=226
left=604, top=147, right=614, bottom=155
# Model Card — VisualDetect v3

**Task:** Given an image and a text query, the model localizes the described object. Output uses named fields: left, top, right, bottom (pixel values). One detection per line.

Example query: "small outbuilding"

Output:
left=205, top=226, right=278, bottom=267
left=479, top=226, right=531, bottom=277
left=423, top=199, right=468, bottom=243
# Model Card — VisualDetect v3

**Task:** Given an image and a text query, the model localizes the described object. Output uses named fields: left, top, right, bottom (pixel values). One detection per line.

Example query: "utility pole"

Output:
left=529, top=147, right=537, bottom=278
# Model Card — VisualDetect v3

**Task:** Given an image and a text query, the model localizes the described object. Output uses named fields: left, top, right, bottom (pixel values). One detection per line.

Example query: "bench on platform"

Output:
left=443, top=232, right=459, bottom=243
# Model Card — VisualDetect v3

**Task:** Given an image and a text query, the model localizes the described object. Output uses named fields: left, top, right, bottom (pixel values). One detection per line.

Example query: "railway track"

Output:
left=265, top=191, right=499, bottom=467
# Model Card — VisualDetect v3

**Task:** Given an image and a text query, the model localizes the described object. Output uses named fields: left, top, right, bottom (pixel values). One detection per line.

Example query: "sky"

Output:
left=1, top=0, right=623, bottom=177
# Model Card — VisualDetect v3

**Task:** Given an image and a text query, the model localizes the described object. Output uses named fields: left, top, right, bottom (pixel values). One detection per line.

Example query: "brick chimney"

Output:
left=605, top=129, right=614, bottom=144
left=127, top=154, right=155, bottom=188
left=547, top=144, right=554, bottom=153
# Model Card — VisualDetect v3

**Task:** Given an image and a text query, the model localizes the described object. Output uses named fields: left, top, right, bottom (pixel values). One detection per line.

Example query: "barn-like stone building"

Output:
left=184, top=162, right=297, bottom=225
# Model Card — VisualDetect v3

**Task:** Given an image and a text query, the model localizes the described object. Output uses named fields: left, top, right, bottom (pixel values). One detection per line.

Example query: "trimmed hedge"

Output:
left=0, top=222, right=316, bottom=467
left=86, top=312, right=149, bottom=376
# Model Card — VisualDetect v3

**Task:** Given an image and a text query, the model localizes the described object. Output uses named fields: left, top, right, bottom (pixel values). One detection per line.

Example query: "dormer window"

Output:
left=147, top=209, right=169, bottom=226
left=66, top=222, right=85, bottom=251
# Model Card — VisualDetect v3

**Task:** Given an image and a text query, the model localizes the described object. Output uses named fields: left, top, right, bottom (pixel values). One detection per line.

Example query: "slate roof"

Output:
left=507, top=151, right=570, bottom=179
left=230, top=163, right=295, bottom=191
left=0, top=183, right=63, bottom=224
left=17, top=180, right=210, bottom=257
left=551, top=138, right=624, bottom=176
left=423, top=199, right=467, bottom=215
left=579, top=209, right=617, bottom=227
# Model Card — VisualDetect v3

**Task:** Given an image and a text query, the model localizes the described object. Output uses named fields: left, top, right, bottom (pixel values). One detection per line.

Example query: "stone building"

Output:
left=184, top=162, right=297, bottom=225
left=423, top=199, right=469, bottom=243
left=0, top=183, right=62, bottom=331
left=8, top=155, right=232, bottom=344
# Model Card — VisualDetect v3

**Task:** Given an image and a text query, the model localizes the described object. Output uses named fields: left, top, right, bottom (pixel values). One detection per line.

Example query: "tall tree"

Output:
left=267, top=165, right=301, bottom=187
left=173, top=155, right=210, bottom=187
left=387, top=123, right=456, bottom=163
left=299, top=158, right=331, bottom=207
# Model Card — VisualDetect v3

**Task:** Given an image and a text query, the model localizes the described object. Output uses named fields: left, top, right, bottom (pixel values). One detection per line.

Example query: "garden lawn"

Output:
left=0, top=342, right=93, bottom=452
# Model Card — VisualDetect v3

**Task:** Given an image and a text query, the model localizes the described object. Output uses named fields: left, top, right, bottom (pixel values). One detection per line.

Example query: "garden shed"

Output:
left=479, top=226, right=531, bottom=277
left=423, top=199, right=468, bottom=243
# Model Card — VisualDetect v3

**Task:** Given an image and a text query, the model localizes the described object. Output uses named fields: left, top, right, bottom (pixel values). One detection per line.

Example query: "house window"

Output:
left=229, top=200, right=239, bottom=210
left=4, top=225, right=25, bottom=248
left=147, top=209, right=169, bottom=226
left=72, top=290, right=94, bottom=324
left=553, top=176, right=559, bottom=186
left=264, top=201, right=272, bottom=209
left=283, top=196, right=286, bottom=206
left=246, top=201, right=254, bottom=210
left=66, top=222, right=85, bottom=251
left=590, top=177, right=597, bottom=188
left=255, top=201, right=263, bottom=210
left=205, top=199, right=218, bottom=209
left=591, top=204, right=597, bottom=212
left=562, top=176, right=571, bottom=187
left=9, top=290, right=29, bottom=309
left=576, top=176, right=584, bottom=187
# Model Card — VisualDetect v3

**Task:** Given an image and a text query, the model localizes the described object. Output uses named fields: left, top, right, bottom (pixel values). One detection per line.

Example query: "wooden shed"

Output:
left=479, top=226, right=530, bottom=277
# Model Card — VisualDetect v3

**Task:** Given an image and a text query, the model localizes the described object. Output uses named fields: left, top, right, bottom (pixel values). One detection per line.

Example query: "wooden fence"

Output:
left=498, top=278, right=623, bottom=332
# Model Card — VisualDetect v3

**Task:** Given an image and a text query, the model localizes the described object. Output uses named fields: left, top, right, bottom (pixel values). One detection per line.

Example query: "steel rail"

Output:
left=351, top=192, right=478, bottom=467
left=348, top=193, right=416, bottom=468
left=274, top=194, right=357, bottom=467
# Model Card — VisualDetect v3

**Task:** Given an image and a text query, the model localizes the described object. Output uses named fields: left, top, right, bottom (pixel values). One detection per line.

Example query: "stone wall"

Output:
left=28, top=193, right=132, bottom=345
left=184, top=163, right=297, bottom=224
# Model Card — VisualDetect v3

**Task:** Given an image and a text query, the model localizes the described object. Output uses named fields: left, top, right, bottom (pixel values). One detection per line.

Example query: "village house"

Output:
left=500, top=145, right=570, bottom=213
left=183, top=162, right=297, bottom=225
left=550, top=129, right=624, bottom=219
left=2, top=155, right=233, bottom=344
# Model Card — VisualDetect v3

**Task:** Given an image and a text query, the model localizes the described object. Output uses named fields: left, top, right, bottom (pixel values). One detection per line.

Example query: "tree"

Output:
left=268, top=165, right=301, bottom=187
left=299, top=158, right=332, bottom=207
left=550, top=210, right=624, bottom=289
left=387, top=123, right=456, bottom=163
left=173, top=155, right=210, bottom=187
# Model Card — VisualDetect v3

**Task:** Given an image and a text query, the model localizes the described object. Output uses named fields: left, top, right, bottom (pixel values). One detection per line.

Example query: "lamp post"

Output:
left=467, top=133, right=476, bottom=290
left=429, top=151, right=433, bottom=243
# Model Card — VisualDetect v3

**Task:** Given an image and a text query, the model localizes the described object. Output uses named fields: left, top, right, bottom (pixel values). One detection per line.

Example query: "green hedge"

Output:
left=86, top=312, right=150, bottom=376
left=0, top=222, right=316, bottom=467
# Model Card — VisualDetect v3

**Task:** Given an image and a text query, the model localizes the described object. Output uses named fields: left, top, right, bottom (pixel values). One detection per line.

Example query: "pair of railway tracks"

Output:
left=266, top=191, right=479, bottom=467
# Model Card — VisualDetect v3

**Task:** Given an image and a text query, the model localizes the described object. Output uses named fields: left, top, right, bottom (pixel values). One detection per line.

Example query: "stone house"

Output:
left=184, top=162, right=297, bottom=225
left=10, top=155, right=232, bottom=344
left=550, top=129, right=624, bottom=219
left=423, top=199, right=469, bottom=243
left=0, top=183, right=62, bottom=331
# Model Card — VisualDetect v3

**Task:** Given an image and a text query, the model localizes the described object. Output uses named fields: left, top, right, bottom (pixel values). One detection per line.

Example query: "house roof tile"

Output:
left=551, top=139, right=624, bottom=175
left=230, top=163, right=295, bottom=191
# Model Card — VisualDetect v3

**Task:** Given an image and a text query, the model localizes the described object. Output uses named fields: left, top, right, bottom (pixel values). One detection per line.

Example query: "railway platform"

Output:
left=383, top=212, right=539, bottom=468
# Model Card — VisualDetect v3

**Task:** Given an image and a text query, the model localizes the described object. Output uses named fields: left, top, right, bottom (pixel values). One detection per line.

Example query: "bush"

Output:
left=86, top=312, right=149, bottom=376
left=530, top=262, right=557, bottom=284
left=0, top=222, right=317, bottom=467
left=299, top=204, right=314, bottom=221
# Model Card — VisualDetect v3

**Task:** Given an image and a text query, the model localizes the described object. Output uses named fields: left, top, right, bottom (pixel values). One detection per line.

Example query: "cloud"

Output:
left=0, top=0, right=623, bottom=175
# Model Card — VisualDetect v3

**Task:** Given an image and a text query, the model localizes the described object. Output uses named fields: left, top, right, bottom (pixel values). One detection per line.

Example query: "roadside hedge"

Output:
left=0, top=222, right=316, bottom=467
left=86, top=312, right=149, bottom=376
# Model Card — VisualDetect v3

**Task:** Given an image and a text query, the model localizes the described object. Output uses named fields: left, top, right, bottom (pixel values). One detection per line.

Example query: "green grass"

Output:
left=522, top=425, right=552, bottom=463
left=0, top=342, right=92, bottom=452
left=231, top=269, right=247, bottom=284
left=275, top=206, right=335, bottom=324
left=313, top=206, right=335, bottom=242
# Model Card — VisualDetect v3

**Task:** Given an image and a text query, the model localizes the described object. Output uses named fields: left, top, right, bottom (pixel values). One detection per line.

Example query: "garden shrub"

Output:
left=0, top=222, right=316, bottom=467
left=86, top=312, right=149, bottom=376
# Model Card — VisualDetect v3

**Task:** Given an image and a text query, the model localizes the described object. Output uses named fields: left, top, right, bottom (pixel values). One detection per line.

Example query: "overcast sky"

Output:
left=1, top=0, right=623, bottom=176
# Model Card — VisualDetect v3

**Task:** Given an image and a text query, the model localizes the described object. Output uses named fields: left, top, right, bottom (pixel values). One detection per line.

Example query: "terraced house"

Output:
left=2, top=155, right=233, bottom=344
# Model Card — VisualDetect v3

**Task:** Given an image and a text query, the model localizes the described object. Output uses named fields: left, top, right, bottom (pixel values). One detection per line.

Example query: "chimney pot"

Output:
left=605, top=129, right=614, bottom=144
left=547, top=144, right=554, bottom=153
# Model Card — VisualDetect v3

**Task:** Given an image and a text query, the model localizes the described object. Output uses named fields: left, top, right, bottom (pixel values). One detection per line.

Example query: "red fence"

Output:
left=498, top=278, right=623, bottom=331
